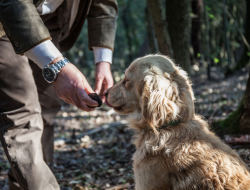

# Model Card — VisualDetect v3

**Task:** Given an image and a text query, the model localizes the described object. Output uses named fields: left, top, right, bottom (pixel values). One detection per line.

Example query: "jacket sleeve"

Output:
left=87, top=0, right=118, bottom=51
left=0, top=0, right=51, bottom=54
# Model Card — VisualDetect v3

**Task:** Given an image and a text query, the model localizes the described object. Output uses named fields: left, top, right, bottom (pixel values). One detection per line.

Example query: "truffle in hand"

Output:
left=87, top=93, right=102, bottom=108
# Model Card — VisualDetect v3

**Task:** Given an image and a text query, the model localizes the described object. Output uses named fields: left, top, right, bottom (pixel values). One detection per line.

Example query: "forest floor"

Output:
left=0, top=66, right=250, bottom=190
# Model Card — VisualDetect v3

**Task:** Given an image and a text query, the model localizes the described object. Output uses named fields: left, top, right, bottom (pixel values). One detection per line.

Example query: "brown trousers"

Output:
left=0, top=35, right=61, bottom=190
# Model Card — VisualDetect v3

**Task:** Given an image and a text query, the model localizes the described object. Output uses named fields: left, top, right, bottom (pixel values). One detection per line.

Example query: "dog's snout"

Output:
left=104, top=89, right=109, bottom=97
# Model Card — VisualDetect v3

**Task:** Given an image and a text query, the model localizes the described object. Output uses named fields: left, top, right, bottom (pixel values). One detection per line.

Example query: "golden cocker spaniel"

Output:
left=105, top=55, right=250, bottom=190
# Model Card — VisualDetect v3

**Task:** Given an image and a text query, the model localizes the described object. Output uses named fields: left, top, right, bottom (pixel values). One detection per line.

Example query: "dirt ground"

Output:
left=0, top=66, right=249, bottom=190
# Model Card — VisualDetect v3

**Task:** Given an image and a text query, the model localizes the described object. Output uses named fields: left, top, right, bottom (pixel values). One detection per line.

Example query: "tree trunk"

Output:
left=218, top=69, right=250, bottom=134
left=223, top=0, right=232, bottom=67
left=145, top=7, right=158, bottom=53
left=166, top=0, right=192, bottom=74
left=191, top=0, right=203, bottom=60
left=146, top=0, right=173, bottom=57
left=230, top=0, right=250, bottom=72
left=121, top=1, right=133, bottom=63
left=241, top=69, right=250, bottom=133
left=203, top=0, right=211, bottom=79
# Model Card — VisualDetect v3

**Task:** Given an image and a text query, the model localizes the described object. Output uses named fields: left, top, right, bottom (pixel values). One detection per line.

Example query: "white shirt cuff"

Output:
left=24, top=40, right=62, bottom=69
left=92, top=47, right=113, bottom=64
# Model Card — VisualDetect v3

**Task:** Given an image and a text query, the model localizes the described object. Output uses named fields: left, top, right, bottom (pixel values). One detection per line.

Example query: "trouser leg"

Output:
left=7, top=64, right=61, bottom=189
left=30, top=62, right=61, bottom=164
left=8, top=62, right=62, bottom=190
left=0, top=35, right=60, bottom=190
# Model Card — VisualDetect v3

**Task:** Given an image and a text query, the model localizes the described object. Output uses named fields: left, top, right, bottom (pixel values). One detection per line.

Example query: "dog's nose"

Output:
left=104, top=89, right=109, bottom=97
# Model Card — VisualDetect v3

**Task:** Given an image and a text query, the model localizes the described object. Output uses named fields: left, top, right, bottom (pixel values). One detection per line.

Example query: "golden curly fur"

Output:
left=105, top=55, right=250, bottom=190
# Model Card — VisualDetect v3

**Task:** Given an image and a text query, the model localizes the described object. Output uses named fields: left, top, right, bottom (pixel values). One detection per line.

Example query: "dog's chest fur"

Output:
left=131, top=121, right=250, bottom=190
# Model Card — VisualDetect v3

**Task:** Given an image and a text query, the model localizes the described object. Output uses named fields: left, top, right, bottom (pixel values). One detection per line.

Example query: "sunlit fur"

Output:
left=106, top=54, right=250, bottom=190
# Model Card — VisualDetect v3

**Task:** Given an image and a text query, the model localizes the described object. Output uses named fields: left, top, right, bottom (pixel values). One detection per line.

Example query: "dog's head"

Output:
left=105, top=55, right=195, bottom=131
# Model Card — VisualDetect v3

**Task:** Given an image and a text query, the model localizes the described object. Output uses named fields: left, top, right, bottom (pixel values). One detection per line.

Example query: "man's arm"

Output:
left=0, top=0, right=51, bottom=54
left=87, top=0, right=118, bottom=101
left=0, top=0, right=98, bottom=111
left=87, top=0, right=118, bottom=51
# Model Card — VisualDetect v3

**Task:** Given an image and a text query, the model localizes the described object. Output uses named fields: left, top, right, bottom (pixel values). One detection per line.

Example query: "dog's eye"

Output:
left=122, top=80, right=127, bottom=86
left=122, top=77, right=129, bottom=86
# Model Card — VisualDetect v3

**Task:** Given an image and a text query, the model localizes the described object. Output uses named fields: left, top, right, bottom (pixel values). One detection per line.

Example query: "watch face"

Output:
left=43, top=68, right=56, bottom=83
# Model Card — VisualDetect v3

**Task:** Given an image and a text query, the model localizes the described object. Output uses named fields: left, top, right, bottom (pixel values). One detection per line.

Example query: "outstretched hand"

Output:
left=53, top=60, right=98, bottom=111
left=95, top=61, right=114, bottom=102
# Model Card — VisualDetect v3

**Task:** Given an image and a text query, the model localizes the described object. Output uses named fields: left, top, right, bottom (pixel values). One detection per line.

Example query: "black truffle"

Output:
left=87, top=93, right=102, bottom=108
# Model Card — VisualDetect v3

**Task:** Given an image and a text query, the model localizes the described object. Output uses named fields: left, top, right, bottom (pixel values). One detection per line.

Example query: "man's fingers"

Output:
left=61, top=97, right=74, bottom=106
left=99, top=83, right=106, bottom=102
left=52, top=63, right=98, bottom=111
left=75, top=98, right=95, bottom=112
left=78, top=102, right=95, bottom=112
left=76, top=84, right=98, bottom=107
left=81, top=76, right=95, bottom=94
left=84, top=80, right=95, bottom=94
left=94, top=76, right=104, bottom=95
left=70, top=94, right=95, bottom=111
left=105, top=78, right=114, bottom=90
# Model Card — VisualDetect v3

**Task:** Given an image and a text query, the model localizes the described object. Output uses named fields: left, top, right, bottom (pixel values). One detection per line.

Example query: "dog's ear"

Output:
left=141, top=72, right=180, bottom=131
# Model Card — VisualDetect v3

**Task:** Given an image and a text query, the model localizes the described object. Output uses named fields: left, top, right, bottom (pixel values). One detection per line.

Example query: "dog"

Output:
left=105, top=55, right=250, bottom=190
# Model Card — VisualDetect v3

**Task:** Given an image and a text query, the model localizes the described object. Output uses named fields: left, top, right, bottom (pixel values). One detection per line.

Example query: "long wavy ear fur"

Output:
left=141, top=72, right=181, bottom=132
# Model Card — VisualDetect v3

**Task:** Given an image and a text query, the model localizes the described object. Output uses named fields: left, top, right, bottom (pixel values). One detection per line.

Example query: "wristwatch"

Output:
left=42, top=57, right=70, bottom=83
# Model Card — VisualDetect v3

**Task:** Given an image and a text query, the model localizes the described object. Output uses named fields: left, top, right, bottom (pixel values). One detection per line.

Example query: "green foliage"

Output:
left=214, top=58, right=219, bottom=63
left=209, top=14, right=214, bottom=19
left=206, top=6, right=211, bottom=11
left=202, top=0, right=245, bottom=67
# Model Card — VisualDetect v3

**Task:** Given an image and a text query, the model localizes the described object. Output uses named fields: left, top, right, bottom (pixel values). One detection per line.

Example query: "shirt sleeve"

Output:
left=25, top=43, right=112, bottom=68
left=24, top=40, right=62, bottom=69
left=93, top=47, right=113, bottom=64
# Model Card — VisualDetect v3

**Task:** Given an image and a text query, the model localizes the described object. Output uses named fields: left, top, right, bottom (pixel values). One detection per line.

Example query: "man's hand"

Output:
left=95, top=61, right=114, bottom=102
left=52, top=59, right=98, bottom=111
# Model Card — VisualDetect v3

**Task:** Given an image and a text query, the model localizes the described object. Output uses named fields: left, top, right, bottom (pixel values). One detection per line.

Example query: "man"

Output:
left=0, top=0, right=118, bottom=189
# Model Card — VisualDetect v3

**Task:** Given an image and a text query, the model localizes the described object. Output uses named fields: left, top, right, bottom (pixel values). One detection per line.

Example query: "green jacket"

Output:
left=0, top=0, right=118, bottom=54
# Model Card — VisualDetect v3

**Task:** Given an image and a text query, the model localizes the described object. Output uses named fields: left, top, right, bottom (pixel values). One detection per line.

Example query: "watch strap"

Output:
left=42, top=57, right=70, bottom=83
left=52, top=57, right=70, bottom=71
left=44, top=57, right=70, bottom=71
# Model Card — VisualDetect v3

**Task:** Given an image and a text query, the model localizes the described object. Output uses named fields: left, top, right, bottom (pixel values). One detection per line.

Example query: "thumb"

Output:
left=82, top=77, right=95, bottom=94
left=105, top=77, right=114, bottom=90
left=76, top=83, right=98, bottom=107
left=95, top=76, right=103, bottom=95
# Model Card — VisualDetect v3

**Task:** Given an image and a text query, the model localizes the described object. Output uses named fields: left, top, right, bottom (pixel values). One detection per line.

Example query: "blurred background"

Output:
left=66, top=0, right=248, bottom=84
